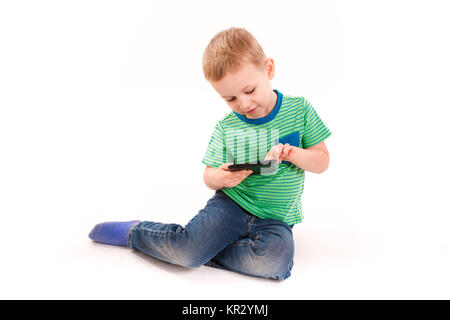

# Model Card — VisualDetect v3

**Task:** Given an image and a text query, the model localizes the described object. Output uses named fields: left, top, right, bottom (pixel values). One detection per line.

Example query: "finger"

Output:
left=282, top=143, right=290, bottom=157
left=275, top=144, right=281, bottom=154
left=231, top=170, right=248, bottom=177
left=238, top=171, right=251, bottom=179
left=278, top=144, right=284, bottom=162
left=221, top=163, right=234, bottom=170
left=285, top=148, right=295, bottom=160
left=284, top=148, right=291, bottom=158
left=278, top=143, right=284, bottom=155
left=272, top=149, right=279, bottom=160
left=288, top=146, right=295, bottom=156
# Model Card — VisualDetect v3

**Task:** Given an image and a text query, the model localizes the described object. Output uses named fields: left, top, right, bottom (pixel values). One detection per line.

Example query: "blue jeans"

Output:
left=128, top=190, right=295, bottom=280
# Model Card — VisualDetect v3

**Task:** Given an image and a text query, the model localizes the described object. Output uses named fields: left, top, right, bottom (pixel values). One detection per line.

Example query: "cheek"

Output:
left=227, top=100, right=242, bottom=109
left=227, top=103, right=239, bottom=112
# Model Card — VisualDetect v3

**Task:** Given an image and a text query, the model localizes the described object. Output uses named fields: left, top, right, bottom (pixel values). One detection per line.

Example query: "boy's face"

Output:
left=209, top=58, right=277, bottom=119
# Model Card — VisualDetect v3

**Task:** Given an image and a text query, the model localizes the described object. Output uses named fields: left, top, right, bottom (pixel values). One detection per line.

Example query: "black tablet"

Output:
left=227, top=159, right=278, bottom=174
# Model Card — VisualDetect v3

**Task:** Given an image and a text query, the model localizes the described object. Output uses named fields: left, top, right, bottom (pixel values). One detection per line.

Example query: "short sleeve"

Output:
left=202, top=122, right=228, bottom=168
left=302, top=98, right=332, bottom=148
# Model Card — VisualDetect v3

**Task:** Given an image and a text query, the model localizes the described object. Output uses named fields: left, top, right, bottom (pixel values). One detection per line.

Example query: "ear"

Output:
left=265, top=58, right=275, bottom=80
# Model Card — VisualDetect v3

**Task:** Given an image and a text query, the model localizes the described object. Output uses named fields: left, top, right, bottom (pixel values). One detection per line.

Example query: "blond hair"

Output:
left=202, top=27, right=267, bottom=82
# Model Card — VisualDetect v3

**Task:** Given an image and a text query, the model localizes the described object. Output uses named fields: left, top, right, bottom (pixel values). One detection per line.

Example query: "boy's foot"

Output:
left=88, top=220, right=141, bottom=247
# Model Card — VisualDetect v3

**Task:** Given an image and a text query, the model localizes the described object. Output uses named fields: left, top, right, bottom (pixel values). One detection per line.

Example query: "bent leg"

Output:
left=205, top=218, right=295, bottom=280
left=128, top=191, right=250, bottom=268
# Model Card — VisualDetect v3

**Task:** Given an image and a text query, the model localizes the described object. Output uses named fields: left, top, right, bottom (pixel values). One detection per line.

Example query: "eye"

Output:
left=226, top=88, right=255, bottom=102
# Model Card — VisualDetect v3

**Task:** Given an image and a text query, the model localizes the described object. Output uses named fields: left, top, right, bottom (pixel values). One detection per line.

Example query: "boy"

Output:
left=89, top=27, right=331, bottom=280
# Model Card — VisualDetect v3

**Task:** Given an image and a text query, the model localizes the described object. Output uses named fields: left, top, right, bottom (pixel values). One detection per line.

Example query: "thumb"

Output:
left=220, top=163, right=234, bottom=170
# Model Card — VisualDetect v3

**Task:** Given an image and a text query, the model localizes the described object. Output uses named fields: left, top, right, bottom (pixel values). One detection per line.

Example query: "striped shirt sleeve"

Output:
left=302, top=99, right=332, bottom=148
left=202, top=121, right=227, bottom=168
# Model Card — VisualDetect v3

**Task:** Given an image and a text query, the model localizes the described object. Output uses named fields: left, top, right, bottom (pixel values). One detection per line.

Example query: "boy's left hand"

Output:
left=264, top=143, right=296, bottom=164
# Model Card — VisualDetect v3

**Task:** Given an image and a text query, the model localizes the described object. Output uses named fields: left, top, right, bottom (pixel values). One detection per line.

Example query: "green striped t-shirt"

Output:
left=202, top=89, right=331, bottom=225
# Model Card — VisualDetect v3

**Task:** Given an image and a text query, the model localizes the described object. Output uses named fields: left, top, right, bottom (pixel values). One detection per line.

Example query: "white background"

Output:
left=1, top=0, right=449, bottom=299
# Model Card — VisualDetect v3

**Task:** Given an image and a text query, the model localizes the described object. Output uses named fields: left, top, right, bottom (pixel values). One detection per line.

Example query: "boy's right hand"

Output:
left=216, top=163, right=253, bottom=188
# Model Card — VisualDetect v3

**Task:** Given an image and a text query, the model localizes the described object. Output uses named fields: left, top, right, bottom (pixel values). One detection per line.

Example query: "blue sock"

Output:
left=88, top=220, right=141, bottom=247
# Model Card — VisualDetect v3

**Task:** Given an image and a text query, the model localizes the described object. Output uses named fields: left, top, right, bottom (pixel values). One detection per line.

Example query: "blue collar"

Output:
left=233, top=89, right=283, bottom=125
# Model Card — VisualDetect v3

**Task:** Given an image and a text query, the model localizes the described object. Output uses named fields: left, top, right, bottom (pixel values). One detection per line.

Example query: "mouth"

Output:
left=246, top=107, right=258, bottom=114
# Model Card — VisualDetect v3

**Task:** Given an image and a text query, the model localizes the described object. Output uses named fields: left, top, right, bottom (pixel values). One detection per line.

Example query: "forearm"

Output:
left=203, top=167, right=225, bottom=190
left=288, top=147, right=329, bottom=173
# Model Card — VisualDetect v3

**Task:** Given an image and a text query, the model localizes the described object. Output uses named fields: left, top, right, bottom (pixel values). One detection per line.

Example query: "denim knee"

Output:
left=252, top=232, right=295, bottom=280
left=266, top=247, right=294, bottom=280
left=173, top=251, right=209, bottom=269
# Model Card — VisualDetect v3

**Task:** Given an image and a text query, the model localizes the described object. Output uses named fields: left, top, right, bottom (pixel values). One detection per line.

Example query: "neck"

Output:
left=262, top=90, right=278, bottom=117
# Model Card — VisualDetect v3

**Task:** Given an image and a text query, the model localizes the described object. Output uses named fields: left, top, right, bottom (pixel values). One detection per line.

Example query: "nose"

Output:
left=239, top=96, right=253, bottom=111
